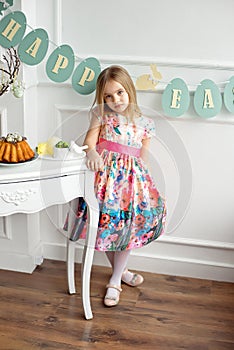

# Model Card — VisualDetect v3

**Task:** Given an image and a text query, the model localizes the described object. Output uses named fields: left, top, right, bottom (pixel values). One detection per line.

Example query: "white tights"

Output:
left=105, top=250, right=131, bottom=298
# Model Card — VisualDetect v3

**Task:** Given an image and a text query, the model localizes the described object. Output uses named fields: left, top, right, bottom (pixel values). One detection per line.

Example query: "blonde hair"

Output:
left=92, top=65, right=141, bottom=121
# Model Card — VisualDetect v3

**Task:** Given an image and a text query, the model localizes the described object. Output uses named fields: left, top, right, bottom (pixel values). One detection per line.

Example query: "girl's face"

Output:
left=103, top=80, right=129, bottom=115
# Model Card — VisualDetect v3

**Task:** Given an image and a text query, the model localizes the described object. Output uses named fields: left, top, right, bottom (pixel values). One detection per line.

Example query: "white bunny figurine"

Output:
left=69, top=140, right=88, bottom=154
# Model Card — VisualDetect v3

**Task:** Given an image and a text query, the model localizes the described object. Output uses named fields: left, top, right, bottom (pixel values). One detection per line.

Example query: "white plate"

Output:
left=39, top=151, right=86, bottom=161
left=0, top=153, right=39, bottom=167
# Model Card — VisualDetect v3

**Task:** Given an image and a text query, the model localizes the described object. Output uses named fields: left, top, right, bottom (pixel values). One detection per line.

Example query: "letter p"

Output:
left=78, top=67, right=95, bottom=86
left=52, top=54, right=69, bottom=74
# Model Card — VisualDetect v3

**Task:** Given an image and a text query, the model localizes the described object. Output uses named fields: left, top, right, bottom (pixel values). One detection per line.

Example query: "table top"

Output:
left=0, top=156, right=87, bottom=184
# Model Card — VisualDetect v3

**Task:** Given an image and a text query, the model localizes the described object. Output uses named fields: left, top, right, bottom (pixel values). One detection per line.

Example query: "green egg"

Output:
left=162, top=78, right=190, bottom=117
left=194, top=79, right=222, bottom=118
left=223, top=76, right=234, bottom=113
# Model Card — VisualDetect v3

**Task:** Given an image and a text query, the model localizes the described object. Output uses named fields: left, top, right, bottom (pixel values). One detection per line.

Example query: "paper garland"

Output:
left=0, top=9, right=233, bottom=117
left=135, top=64, right=162, bottom=90
left=0, top=11, right=26, bottom=48
left=72, top=57, right=101, bottom=95
left=0, top=0, right=13, bottom=16
left=46, top=45, right=75, bottom=83
left=162, top=78, right=190, bottom=117
left=0, top=11, right=101, bottom=95
left=162, top=77, right=233, bottom=118
left=193, top=79, right=222, bottom=118
left=18, top=28, right=49, bottom=66
left=223, top=76, right=234, bottom=113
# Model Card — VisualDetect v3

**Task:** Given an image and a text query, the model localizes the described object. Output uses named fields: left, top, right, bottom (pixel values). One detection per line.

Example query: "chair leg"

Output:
left=81, top=205, right=99, bottom=320
left=81, top=171, right=99, bottom=320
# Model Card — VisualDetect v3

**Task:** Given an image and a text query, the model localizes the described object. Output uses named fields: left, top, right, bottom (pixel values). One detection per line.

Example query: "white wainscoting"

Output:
left=0, top=107, right=7, bottom=135
left=0, top=216, right=12, bottom=240
left=43, top=235, right=234, bottom=282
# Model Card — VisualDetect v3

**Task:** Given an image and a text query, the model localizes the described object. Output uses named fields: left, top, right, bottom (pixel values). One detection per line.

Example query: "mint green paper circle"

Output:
left=46, top=45, right=75, bottom=83
left=194, top=79, right=222, bottom=118
left=223, top=76, right=234, bottom=113
left=72, top=57, right=101, bottom=95
left=18, top=28, right=48, bottom=65
left=0, top=11, right=26, bottom=48
left=162, top=78, right=190, bottom=117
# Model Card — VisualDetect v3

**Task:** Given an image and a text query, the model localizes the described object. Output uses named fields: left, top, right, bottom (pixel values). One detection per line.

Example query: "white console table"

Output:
left=0, top=157, right=99, bottom=320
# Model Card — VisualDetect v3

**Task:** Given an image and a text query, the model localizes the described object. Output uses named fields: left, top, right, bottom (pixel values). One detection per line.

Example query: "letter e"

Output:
left=170, top=89, right=182, bottom=109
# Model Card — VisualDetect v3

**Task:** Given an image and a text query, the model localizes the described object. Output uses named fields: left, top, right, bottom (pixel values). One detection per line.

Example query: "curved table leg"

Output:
left=67, top=238, right=76, bottom=294
left=66, top=198, right=79, bottom=294
left=82, top=171, right=99, bottom=320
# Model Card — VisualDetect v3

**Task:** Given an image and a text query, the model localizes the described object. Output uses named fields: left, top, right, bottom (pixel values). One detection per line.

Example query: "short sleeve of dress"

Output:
left=91, top=106, right=102, bottom=123
left=96, top=114, right=102, bottom=123
left=143, top=117, right=156, bottom=139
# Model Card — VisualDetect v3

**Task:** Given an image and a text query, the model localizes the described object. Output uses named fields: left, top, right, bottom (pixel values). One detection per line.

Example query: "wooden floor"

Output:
left=0, top=260, right=233, bottom=350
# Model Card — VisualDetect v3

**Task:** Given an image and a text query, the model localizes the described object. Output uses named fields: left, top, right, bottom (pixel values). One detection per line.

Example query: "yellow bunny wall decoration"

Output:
left=135, top=64, right=162, bottom=91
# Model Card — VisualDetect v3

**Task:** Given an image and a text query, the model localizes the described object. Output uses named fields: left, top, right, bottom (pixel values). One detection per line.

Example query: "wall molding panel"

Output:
left=37, top=102, right=234, bottom=283
left=54, top=0, right=62, bottom=45
left=0, top=217, right=12, bottom=240
left=0, top=107, right=8, bottom=135
left=43, top=237, right=234, bottom=282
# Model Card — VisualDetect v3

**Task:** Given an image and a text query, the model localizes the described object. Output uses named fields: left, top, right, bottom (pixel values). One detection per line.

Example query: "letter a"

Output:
left=25, top=38, right=42, bottom=58
left=203, top=89, right=214, bottom=109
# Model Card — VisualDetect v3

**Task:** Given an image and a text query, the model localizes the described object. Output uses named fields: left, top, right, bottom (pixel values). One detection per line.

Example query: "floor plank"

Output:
left=0, top=259, right=233, bottom=350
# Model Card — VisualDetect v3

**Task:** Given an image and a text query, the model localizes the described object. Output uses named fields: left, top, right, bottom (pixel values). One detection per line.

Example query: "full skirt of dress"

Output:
left=64, top=148, right=166, bottom=251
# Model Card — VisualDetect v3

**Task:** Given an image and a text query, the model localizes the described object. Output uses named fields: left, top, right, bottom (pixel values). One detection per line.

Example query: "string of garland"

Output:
left=5, top=7, right=232, bottom=90
left=0, top=8, right=233, bottom=117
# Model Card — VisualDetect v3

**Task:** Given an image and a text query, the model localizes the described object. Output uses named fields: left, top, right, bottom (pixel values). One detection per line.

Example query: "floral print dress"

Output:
left=65, top=112, right=166, bottom=251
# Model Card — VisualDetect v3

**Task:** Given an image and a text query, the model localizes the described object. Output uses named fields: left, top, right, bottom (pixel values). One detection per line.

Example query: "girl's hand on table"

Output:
left=86, top=149, right=104, bottom=172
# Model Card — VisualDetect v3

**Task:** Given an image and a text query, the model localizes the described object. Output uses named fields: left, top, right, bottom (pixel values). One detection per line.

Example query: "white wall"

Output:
left=60, top=0, right=234, bottom=63
left=1, top=0, right=233, bottom=281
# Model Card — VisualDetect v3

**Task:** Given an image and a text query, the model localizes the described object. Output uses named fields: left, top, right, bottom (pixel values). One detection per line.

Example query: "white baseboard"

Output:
left=0, top=241, right=43, bottom=273
left=43, top=237, right=234, bottom=282
left=0, top=253, right=37, bottom=273
left=127, top=252, right=234, bottom=283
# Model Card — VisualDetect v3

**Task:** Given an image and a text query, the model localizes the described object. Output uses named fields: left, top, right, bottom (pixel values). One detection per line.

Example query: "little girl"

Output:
left=66, top=65, right=166, bottom=307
